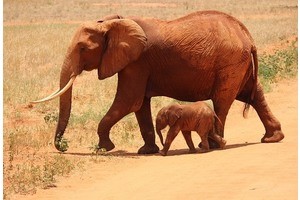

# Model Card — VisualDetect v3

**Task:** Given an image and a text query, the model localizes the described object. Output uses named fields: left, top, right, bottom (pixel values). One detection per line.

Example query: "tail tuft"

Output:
left=243, top=103, right=250, bottom=118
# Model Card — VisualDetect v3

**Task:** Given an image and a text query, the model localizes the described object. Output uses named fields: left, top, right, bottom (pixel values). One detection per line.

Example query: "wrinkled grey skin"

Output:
left=156, top=102, right=226, bottom=156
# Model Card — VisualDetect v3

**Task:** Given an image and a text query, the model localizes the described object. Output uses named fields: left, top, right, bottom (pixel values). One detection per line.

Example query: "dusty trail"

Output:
left=21, top=79, right=297, bottom=200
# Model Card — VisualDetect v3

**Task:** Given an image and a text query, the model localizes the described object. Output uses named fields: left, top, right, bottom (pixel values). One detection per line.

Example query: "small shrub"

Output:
left=44, top=112, right=58, bottom=124
left=54, top=137, right=69, bottom=152
left=258, top=41, right=298, bottom=91
left=5, top=154, right=77, bottom=196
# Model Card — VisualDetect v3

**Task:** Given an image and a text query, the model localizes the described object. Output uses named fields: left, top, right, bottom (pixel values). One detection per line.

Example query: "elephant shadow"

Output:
left=159, top=142, right=261, bottom=157
left=223, top=142, right=261, bottom=150
left=57, top=150, right=139, bottom=158
left=60, top=142, right=260, bottom=157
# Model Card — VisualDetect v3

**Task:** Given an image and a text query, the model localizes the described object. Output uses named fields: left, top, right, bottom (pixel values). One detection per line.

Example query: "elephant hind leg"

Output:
left=182, top=131, right=196, bottom=153
left=211, top=90, right=237, bottom=140
left=209, top=130, right=227, bottom=149
left=237, top=82, right=284, bottom=142
left=210, top=61, right=254, bottom=147
left=196, top=128, right=210, bottom=151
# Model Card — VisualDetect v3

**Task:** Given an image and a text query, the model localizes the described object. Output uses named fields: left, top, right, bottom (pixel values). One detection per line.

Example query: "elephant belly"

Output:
left=146, top=69, right=215, bottom=102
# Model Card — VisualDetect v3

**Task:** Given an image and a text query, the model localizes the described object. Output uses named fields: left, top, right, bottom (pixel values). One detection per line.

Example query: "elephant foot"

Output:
left=219, top=139, right=227, bottom=149
left=138, top=144, right=159, bottom=154
left=159, top=150, right=167, bottom=156
left=98, top=138, right=115, bottom=152
left=261, top=130, right=284, bottom=143
left=198, top=138, right=220, bottom=149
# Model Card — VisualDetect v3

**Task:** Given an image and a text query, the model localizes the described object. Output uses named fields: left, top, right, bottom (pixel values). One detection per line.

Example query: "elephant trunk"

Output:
left=54, top=56, right=74, bottom=152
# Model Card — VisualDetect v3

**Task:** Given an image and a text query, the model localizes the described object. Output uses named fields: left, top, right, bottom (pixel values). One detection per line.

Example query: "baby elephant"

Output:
left=156, top=101, right=226, bottom=156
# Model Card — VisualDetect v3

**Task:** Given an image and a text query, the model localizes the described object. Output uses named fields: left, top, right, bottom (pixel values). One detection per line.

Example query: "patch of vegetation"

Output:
left=44, top=111, right=58, bottom=124
left=88, top=144, right=116, bottom=163
left=4, top=154, right=81, bottom=197
left=69, top=109, right=102, bottom=127
left=54, top=137, right=69, bottom=152
left=258, top=40, right=297, bottom=91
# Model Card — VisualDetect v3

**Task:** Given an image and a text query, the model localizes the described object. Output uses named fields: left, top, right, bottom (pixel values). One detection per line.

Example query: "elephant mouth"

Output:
left=30, top=73, right=77, bottom=104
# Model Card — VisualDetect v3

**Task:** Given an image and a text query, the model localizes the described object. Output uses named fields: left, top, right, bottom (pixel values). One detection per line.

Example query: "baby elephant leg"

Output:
left=160, top=127, right=180, bottom=156
left=182, top=131, right=197, bottom=153
left=209, top=132, right=227, bottom=149
left=197, top=130, right=210, bottom=151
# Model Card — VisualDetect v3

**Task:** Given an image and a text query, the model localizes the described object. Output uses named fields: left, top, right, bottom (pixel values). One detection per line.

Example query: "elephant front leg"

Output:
left=97, top=105, right=125, bottom=151
left=135, top=97, right=159, bottom=154
left=160, top=127, right=180, bottom=156
left=97, top=96, right=136, bottom=151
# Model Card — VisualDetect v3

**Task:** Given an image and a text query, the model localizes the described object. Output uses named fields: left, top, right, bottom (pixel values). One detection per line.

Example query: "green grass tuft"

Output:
left=258, top=40, right=297, bottom=91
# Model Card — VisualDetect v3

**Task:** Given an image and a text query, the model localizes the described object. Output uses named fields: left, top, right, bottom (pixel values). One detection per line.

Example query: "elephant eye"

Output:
left=80, top=46, right=86, bottom=52
left=78, top=42, right=87, bottom=52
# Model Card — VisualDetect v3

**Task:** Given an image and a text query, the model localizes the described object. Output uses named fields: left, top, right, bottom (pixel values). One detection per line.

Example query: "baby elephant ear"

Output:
left=98, top=19, right=147, bottom=79
left=167, top=106, right=183, bottom=127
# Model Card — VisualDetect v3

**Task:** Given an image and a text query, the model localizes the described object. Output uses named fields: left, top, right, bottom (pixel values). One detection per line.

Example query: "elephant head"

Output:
left=31, top=19, right=147, bottom=151
left=155, top=104, right=182, bottom=146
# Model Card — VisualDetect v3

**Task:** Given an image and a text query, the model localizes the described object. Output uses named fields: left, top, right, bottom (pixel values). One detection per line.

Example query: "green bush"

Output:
left=258, top=41, right=297, bottom=91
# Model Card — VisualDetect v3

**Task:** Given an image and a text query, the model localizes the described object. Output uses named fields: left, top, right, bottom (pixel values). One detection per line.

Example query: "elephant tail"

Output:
left=243, top=46, right=258, bottom=118
left=213, top=112, right=223, bottom=128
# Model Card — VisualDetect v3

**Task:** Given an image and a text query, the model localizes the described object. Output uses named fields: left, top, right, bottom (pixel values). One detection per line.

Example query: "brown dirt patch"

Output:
left=260, top=35, right=298, bottom=54
left=15, top=79, right=297, bottom=200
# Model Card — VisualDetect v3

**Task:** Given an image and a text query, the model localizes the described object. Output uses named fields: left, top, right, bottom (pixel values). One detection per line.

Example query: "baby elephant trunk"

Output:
left=156, top=127, right=164, bottom=146
left=156, top=114, right=168, bottom=147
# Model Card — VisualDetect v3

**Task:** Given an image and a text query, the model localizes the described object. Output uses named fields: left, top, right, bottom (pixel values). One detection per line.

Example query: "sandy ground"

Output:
left=17, top=79, right=297, bottom=200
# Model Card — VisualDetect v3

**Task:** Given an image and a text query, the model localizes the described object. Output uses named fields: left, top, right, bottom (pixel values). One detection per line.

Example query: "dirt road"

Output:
left=21, top=79, right=297, bottom=200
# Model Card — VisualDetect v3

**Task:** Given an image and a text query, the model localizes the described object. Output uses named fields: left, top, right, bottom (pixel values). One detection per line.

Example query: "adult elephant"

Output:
left=32, top=11, right=284, bottom=154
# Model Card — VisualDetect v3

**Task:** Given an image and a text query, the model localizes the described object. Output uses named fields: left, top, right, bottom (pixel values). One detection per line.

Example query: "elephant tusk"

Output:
left=30, top=75, right=77, bottom=104
left=31, top=88, right=61, bottom=102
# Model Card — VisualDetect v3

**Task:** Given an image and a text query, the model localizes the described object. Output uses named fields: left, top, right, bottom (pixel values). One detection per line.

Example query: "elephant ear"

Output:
left=98, top=19, right=147, bottom=80
left=167, top=105, right=183, bottom=127
left=97, top=14, right=123, bottom=23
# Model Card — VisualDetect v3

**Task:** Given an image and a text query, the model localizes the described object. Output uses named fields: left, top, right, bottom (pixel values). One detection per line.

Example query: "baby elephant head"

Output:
left=155, top=104, right=182, bottom=146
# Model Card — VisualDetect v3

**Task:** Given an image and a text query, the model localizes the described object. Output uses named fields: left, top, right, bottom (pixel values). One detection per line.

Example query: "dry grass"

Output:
left=3, top=0, right=297, bottom=199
